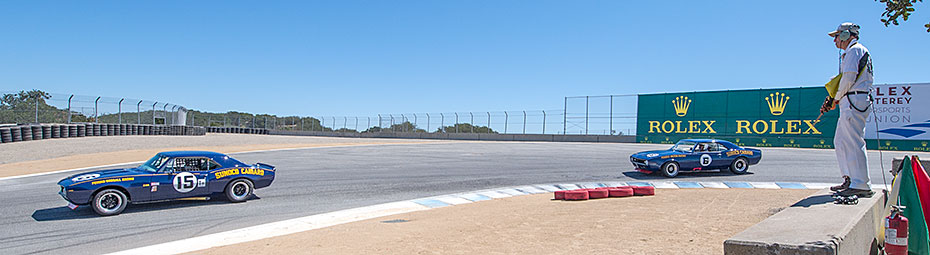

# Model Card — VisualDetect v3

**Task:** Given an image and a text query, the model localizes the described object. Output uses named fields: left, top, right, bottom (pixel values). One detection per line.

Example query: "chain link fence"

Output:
left=0, top=90, right=186, bottom=125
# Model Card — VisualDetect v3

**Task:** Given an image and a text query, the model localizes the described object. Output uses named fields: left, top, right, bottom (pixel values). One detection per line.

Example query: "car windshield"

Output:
left=671, top=141, right=696, bottom=152
left=139, top=155, right=170, bottom=172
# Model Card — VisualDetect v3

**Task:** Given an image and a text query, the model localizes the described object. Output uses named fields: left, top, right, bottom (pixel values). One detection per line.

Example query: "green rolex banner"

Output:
left=898, top=155, right=930, bottom=255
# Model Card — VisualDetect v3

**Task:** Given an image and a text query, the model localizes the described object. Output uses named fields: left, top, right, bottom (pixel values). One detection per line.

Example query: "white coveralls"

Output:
left=833, top=39, right=873, bottom=190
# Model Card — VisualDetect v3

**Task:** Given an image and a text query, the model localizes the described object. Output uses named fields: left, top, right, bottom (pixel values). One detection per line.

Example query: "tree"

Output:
left=877, top=0, right=929, bottom=32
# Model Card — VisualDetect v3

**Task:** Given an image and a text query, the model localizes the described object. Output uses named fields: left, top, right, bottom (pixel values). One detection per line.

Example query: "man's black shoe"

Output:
left=830, top=176, right=851, bottom=191
left=836, top=188, right=874, bottom=198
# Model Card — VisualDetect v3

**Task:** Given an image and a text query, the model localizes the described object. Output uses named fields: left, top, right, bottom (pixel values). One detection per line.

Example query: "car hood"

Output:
left=58, top=168, right=145, bottom=186
left=631, top=150, right=682, bottom=159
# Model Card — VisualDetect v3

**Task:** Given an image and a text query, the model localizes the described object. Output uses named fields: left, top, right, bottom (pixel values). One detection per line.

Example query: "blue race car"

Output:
left=57, top=151, right=275, bottom=216
left=630, top=139, right=761, bottom=178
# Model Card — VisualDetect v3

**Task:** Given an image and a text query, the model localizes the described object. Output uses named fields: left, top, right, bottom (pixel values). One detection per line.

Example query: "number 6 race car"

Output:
left=57, top=151, right=275, bottom=216
left=630, top=139, right=761, bottom=178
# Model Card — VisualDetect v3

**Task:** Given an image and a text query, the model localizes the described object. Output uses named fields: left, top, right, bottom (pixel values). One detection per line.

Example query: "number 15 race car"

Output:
left=630, top=139, right=761, bottom=178
left=57, top=151, right=275, bottom=216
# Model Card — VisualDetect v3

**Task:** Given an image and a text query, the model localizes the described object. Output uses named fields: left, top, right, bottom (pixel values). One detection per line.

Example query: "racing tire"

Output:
left=225, top=179, right=254, bottom=203
left=729, top=157, right=749, bottom=175
left=660, top=162, right=680, bottom=178
left=92, top=189, right=128, bottom=216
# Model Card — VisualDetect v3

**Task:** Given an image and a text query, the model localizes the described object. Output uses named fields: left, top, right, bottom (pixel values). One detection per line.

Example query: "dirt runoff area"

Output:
left=0, top=133, right=447, bottom=178
left=194, top=188, right=816, bottom=255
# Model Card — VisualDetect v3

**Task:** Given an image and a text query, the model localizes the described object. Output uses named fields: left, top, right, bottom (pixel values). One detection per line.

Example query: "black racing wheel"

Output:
left=225, top=179, right=254, bottom=203
left=92, top=189, right=128, bottom=216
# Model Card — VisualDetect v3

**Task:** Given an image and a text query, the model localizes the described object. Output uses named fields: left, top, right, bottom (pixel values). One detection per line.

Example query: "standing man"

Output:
left=822, top=22, right=874, bottom=197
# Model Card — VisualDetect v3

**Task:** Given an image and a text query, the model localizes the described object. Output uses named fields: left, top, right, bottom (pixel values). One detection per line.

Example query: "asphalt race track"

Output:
left=1, top=141, right=927, bottom=255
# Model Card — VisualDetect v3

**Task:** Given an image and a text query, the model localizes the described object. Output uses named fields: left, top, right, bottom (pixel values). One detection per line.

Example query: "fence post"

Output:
left=413, top=114, right=418, bottom=132
left=251, top=116, right=255, bottom=128
left=343, top=116, right=347, bottom=132
left=118, top=98, right=124, bottom=124
left=504, top=111, right=509, bottom=133
left=469, top=112, right=474, bottom=133
left=389, top=114, right=395, bottom=133
left=440, top=113, right=444, bottom=133
left=563, top=97, right=567, bottom=135
left=487, top=112, right=491, bottom=133
left=94, top=97, right=100, bottom=123
left=454, top=113, right=459, bottom=133
left=585, top=96, right=589, bottom=135
left=152, top=102, right=157, bottom=125
left=34, top=94, right=39, bottom=123
left=224, top=115, right=227, bottom=127
left=300, top=118, right=304, bottom=131
left=68, top=95, right=74, bottom=123
left=137, top=100, right=142, bottom=124
left=542, top=110, right=547, bottom=134
left=523, top=111, right=527, bottom=134
left=401, top=114, right=406, bottom=132
left=171, top=105, right=178, bottom=125
left=331, top=117, right=336, bottom=132
left=355, top=117, right=358, bottom=132
left=426, top=113, right=430, bottom=132
left=163, top=104, right=168, bottom=126
left=366, top=117, right=370, bottom=132
left=378, top=115, right=382, bottom=132
left=609, top=95, right=613, bottom=135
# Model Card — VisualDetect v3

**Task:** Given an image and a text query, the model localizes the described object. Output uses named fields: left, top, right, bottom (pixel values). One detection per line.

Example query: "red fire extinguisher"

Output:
left=885, top=205, right=908, bottom=255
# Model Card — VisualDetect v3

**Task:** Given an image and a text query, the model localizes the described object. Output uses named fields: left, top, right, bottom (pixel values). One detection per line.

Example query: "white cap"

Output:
left=828, top=22, right=860, bottom=37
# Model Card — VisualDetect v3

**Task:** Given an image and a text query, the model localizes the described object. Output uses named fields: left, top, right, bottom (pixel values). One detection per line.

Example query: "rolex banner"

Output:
left=636, top=84, right=930, bottom=151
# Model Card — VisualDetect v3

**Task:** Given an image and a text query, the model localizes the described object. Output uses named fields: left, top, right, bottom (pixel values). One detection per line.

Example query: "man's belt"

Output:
left=845, top=91, right=869, bottom=96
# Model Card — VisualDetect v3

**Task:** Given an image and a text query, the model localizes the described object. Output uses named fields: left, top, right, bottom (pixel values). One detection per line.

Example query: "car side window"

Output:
left=163, top=157, right=211, bottom=172
left=209, top=160, right=222, bottom=170
left=710, top=143, right=727, bottom=152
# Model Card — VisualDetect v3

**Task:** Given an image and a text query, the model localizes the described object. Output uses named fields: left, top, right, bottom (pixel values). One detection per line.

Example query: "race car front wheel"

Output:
left=729, top=157, right=749, bottom=175
left=92, top=189, right=128, bottom=216
left=661, top=162, right=680, bottom=178
left=225, top=179, right=254, bottom=203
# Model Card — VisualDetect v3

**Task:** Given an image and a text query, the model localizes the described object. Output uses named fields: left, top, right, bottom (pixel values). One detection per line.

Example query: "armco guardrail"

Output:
left=0, top=124, right=205, bottom=144
left=268, top=129, right=636, bottom=143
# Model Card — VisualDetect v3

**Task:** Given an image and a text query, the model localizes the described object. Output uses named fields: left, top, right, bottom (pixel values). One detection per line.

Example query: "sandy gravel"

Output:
left=0, top=134, right=447, bottom=178
left=193, top=188, right=816, bottom=255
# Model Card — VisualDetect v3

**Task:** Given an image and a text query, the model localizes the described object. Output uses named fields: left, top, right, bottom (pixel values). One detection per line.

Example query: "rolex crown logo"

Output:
left=820, top=139, right=825, bottom=144
left=789, top=139, right=795, bottom=143
left=762, top=138, right=767, bottom=143
left=923, top=141, right=928, bottom=147
left=765, top=92, right=789, bottom=116
left=886, top=141, right=892, bottom=146
left=672, top=96, right=691, bottom=117
left=735, top=138, right=740, bottom=143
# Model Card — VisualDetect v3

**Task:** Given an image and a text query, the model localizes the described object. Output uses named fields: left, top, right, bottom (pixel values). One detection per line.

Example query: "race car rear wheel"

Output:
left=92, top=189, right=128, bottom=216
left=660, top=162, right=680, bottom=178
left=225, top=179, right=253, bottom=203
left=729, top=157, right=749, bottom=175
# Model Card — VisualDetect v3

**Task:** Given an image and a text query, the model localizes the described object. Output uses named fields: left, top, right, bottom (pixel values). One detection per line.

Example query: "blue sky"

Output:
left=1, top=0, right=928, bottom=117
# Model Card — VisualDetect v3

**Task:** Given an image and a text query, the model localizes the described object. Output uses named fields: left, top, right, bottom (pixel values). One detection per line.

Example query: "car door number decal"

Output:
left=173, top=172, right=197, bottom=193
left=700, top=154, right=712, bottom=167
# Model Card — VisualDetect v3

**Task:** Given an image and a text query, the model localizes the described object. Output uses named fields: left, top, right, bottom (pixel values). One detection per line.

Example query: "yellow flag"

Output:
left=825, top=74, right=842, bottom=98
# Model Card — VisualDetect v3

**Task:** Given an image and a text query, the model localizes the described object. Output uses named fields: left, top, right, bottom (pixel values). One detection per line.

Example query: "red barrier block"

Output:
left=554, top=190, right=567, bottom=200
left=564, top=190, right=589, bottom=201
left=632, top=186, right=655, bottom=196
left=588, top=189, right=609, bottom=199
left=608, top=187, right=634, bottom=197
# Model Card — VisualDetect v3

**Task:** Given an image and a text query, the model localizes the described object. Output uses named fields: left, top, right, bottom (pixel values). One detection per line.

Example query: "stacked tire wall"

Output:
left=205, top=127, right=269, bottom=135
left=0, top=124, right=207, bottom=144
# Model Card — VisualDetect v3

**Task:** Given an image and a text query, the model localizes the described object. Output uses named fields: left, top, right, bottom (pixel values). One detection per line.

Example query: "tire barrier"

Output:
left=42, top=126, right=52, bottom=139
left=632, top=186, right=655, bottom=196
left=0, top=124, right=207, bottom=144
left=564, top=190, right=590, bottom=201
left=608, top=187, right=634, bottom=197
left=588, top=189, right=610, bottom=199
left=554, top=190, right=567, bottom=200
left=32, top=126, right=43, bottom=140
left=12, top=126, right=23, bottom=142
left=204, top=126, right=269, bottom=135
left=0, top=128, right=10, bottom=143
left=553, top=186, right=652, bottom=201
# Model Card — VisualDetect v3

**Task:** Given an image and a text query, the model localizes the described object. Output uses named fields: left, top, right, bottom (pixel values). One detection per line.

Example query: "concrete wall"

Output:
left=267, top=130, right=637, bottom=143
